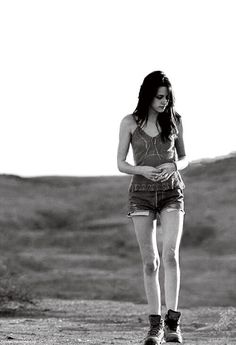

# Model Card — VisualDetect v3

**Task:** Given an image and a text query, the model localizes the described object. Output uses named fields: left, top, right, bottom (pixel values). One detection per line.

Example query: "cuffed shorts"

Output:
left=127, top=188, right=184, bottom=219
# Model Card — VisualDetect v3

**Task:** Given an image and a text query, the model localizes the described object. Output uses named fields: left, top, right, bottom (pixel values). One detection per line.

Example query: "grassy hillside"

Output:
left=0, top=153, right=235, bottom=307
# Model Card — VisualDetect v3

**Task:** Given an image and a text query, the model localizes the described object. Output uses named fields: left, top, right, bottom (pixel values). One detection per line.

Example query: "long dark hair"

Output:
left=133, top=71, right=180, bottom=141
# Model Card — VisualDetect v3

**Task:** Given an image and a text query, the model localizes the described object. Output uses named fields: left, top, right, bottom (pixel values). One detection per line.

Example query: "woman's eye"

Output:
left=155, top=96, right=169, bottom=101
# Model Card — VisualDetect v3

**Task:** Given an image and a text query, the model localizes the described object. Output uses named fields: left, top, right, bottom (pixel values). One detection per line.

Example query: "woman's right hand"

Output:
left=139, top=166, right=163, bottom=181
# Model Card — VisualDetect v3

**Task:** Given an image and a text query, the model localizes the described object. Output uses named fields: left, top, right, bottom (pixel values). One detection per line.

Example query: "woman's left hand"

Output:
left=153, top=162, right=176, bottom=182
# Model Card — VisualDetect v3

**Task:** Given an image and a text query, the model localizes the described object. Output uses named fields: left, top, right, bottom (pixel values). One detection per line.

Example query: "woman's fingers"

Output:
left=152, top=171, right=169, bottom=182
left=148, top=168, right=171, bottom=182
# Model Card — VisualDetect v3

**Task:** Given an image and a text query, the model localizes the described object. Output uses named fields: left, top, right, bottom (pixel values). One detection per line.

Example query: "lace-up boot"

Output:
left=144, top=314, right=164, bottom=345
left=164, top=309, right=182, bottom=343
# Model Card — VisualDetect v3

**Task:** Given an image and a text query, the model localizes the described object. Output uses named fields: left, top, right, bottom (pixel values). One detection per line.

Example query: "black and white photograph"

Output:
left=0, top=0, right=235, bottom=344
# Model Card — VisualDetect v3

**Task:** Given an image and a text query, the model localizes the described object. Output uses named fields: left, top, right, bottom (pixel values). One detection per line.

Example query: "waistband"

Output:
left=128, top=172, right=185, bottom=192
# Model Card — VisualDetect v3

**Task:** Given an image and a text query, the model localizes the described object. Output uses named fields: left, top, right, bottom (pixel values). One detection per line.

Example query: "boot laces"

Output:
left=148, top=324, right=162, bottom=336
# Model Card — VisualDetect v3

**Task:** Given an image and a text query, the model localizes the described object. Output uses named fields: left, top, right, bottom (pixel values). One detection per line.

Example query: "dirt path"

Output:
left=0, top=299, right=235, bottom=344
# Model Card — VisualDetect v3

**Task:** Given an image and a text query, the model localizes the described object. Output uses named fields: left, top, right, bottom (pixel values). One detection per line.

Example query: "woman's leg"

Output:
left=160, top=208, right=184, bottom=311
left=132, top=214, right=161, bottom=315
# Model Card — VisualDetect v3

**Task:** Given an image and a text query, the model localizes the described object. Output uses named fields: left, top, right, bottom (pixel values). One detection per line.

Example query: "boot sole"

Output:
left=144, top=337, right=164, bottom=345
left=164, top=339, right=182, bottom=343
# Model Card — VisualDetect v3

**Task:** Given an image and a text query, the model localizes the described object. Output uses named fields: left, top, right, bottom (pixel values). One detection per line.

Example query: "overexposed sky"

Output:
left=0, top=0, right=235, bottom=176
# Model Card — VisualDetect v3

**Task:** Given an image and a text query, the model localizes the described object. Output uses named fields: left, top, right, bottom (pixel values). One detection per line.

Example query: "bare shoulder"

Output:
left=120, top=114, right=137, bottom=133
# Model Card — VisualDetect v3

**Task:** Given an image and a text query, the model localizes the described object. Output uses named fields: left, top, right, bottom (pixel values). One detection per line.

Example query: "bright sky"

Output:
left=0, top=0, right=235, bottom=177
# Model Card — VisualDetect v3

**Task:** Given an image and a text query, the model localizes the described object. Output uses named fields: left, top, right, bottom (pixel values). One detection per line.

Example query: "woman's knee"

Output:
left=144, top=258, right=160, bottom=275
left=162, top=247, right=179, bottom=267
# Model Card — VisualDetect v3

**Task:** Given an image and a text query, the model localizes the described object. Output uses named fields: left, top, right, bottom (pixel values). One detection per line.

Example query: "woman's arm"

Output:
left=175, top=156, right=188, bottom=171
left=117, top=116, right=143, bottom=175
left=175, top=117, right=189, bottom=171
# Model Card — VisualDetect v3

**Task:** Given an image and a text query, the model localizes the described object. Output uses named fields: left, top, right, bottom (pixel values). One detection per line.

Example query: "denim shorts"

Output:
left=127, top=188, right=184, bottom=219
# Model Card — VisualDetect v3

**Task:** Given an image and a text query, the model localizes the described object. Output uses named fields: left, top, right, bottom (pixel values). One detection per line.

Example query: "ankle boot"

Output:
left=144, top=314, right=164, bottom=345
left=164, top=309, right=183, bottom=343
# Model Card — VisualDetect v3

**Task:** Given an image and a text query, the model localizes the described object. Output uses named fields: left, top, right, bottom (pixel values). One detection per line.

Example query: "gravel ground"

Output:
left=0, top=299, right=235, bottom=344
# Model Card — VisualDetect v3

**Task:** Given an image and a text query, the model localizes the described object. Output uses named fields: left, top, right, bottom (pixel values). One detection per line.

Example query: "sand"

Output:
left=0, top=299, right=235, bottom=344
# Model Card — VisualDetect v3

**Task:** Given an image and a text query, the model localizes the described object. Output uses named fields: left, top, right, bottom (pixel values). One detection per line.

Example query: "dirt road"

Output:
left=0, top=299, right=235, bottom=344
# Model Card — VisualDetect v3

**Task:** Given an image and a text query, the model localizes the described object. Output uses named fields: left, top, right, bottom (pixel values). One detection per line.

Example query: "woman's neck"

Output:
left=147, top=109, right=159, bottom=124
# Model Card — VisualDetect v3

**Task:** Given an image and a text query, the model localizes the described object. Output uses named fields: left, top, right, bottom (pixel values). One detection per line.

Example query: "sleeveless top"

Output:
left=128, top=123, right=185, bottom=192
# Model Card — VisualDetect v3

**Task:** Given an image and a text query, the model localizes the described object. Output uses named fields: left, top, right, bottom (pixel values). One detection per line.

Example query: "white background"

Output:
left=0, top=0, right=235, bottom=176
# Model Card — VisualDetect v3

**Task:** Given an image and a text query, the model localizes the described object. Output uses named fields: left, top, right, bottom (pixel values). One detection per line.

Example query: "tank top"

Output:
left=128, top=125, right=185, bottom=192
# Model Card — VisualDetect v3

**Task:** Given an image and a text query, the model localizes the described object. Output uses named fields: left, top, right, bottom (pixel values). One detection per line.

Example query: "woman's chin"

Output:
left=157, top=107, right=165, bottom=113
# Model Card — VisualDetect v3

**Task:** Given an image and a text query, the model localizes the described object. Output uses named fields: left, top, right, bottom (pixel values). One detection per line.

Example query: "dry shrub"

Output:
left=0, top=265, right=34, bottom=307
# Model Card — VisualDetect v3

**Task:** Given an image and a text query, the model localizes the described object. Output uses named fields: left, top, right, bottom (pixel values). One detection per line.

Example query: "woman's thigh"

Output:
left=160, top=208, right=184, bottom=254
left=131, top=214, right=159, bottom=263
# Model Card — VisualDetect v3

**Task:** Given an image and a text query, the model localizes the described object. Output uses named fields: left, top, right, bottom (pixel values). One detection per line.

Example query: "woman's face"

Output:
left=150, top=86, right=169, bottom=113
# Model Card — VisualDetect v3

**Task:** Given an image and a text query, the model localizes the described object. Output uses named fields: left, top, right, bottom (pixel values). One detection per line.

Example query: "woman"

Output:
left=117, top=71, right=188, bottom=345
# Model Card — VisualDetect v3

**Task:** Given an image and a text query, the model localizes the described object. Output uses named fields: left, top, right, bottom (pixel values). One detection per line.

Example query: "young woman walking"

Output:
left=117, top=71, right=188, bottom=344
